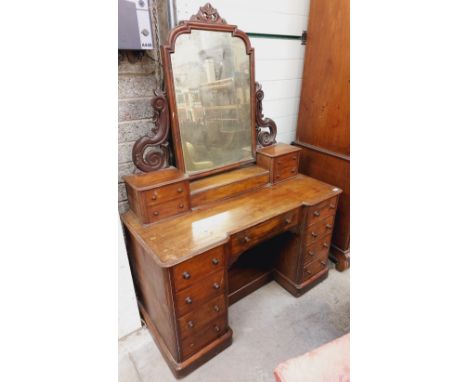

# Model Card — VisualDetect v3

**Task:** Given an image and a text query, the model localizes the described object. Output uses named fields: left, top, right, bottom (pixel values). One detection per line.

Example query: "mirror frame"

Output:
left=161, top=4, right=257, bottom=179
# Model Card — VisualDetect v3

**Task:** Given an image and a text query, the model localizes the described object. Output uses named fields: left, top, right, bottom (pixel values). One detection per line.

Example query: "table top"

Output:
left=121, top=174, right=342, bottom=267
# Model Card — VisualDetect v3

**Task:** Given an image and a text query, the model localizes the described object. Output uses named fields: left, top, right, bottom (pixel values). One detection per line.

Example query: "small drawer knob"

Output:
left=185, top=297, right=192, bottom=304
left=212, top=258, right=219, bottom=265
left=320, top=260, right=327, bottom=267
left=153, top=211, right=159, bottom=216
left=214, top=325, right=220, bottom=333
left=323, top=243, right=329, bottom=248
left=243, top=235, right=251, bottom=243
left=305, top=269, right=311, bottom=275
left=330, top=203, right=336, bottom=209
left=313, top=211, right=320, bottom=217
left=213, top=282, right=220, bottom=290
left=182, top=271, right=191, bottom=280
left=285, top=217, right=292, bottom=224
left=177, top=187, right=183, bottom=193
left=178, top=203, right=184, bottom=209
left=311, top=232, right=318, bottom=238
left=151, top=193, right=157, bottom=200
left=292, top=156, right=297, bottom=160
left=308, top=250, right=315, bottom=257
left=291, top=169, right=296, bottom=173
left=214, top=305, right=220, bottom=312
left=326, top=224, right=333, bottom=229
left=187, top=320, right=194, bottom=328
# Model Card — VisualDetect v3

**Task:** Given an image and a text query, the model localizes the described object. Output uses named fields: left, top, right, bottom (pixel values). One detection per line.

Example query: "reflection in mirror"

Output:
left=171, top=30, right=253, bottom=174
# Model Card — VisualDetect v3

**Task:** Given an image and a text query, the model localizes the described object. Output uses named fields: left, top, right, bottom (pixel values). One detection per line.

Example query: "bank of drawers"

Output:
left=171, top=246, right=227, bottom=359
left=144, top=180, right=190, bottom=224
left=302, top=196, right=338, bottom=282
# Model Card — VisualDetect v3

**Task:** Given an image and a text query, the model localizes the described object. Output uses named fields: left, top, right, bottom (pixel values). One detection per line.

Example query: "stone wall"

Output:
left=118, top=1, right=169, bottom=214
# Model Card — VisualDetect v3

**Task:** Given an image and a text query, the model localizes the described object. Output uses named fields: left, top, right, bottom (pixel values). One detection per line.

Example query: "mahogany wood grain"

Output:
left=303, top=257, right=328, bottom=282
left=121, top=174, right=342, bottom=268
left=144, top=181, right=189, bottom=206
left=174, top=270, right=225, bottom=317
left=172, top=246, right=224, bottom=292
left=190, top=166, right=270, bottom=208
left=256, top=143, right=302, bottom=184
left=177, top=294, right=226, bottom=339
left=306, top=196, right=338, bottom=225
left=294, top=0, right=350, bottom=270
left=304, top=215, right=334, bottom=246
left=147, top=196, right=190, bottom=224
left=304, top=233, right=332, bottom=266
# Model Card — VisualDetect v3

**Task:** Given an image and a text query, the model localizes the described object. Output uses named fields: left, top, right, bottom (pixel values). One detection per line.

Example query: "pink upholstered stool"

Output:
left=274, top=333, right=350, bottom=382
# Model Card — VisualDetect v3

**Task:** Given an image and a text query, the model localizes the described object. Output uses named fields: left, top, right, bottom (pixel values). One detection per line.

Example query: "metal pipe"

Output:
left=167, top=0, right=177, bottom=28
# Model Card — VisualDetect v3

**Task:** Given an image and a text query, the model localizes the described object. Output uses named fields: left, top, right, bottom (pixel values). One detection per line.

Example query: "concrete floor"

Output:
left=119, top=262, right=349, bottom=382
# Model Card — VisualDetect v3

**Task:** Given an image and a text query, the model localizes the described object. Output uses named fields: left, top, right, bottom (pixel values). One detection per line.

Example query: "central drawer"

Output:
left=230, top=209, right=299, bottom=258
left=174, top=270, right=225, bottom=317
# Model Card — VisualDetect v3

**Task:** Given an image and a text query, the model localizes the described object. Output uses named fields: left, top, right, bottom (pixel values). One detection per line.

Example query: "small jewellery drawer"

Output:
left=181, top=315, right=227, bottom=359
left=231, top=209, right=298, bottom=257
left=305, top=215, right=334, bottom=245
left=273, top=153, right=299, bottom=183
left=303, top=258, right=328, bottom=281
left=172, top=246, right=224, bottom=292
left=304, top=233, right=332, bottom=266
left=144, top=181, right=189, bottom=206
left=175, top=270, right=225, bottom=317
left=177, top=294, right=226, bottom=340
left=147, top=196, right=189, bottom=223
left=307, top=196, right=338, bottom=225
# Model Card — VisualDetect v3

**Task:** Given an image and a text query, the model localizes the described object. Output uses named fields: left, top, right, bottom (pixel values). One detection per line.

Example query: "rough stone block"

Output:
left=118, top=119, right=154, bottom=144
left=119, top=98, right=153, bottom=122
left=119, top=75, right=158, bottom=99
left=119, top=201, right=129, bottom=214
left=118, top=183, right=128, bottom=202
left=119, top=142, right=134, bottom=164
left=119, top=162, right=137, bottom=183
left=118, top=54, right=156, bottom=76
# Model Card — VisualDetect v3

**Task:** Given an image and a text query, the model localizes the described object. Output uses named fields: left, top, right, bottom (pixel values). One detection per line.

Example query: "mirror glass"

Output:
left=171, top=30, right=253, bottom=174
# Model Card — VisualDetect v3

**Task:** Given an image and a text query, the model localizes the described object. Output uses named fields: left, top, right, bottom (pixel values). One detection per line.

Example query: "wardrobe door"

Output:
left=294, top=0, right=350, bottom=270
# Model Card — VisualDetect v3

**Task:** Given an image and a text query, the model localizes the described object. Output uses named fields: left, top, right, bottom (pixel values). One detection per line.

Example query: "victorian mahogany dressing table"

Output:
left=121, top=4, right=342, bottom=377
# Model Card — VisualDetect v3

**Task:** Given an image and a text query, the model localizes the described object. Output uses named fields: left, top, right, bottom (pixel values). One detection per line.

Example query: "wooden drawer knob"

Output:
left=291, top=169, right=296, bottom=173
left=313, top=211, right=320, bottom=217
left=308, top=250, right=315, bottom=257
left=311, top=232, right=318, bottom=238
left=320, top=260, right=327, bottom=267
left=178, top=203, right=184, bottom=209
left=285, top=217, right=292, bottom=224
left=214, top=305, right=220, bottom=312
left=212, top=258, right=219, bottom=265
left=177, top=187, right=183, bottom=193
left=151, top=193, right=157, bottom=200
left=326, top=224, right=332, bottom=229
left=153, top=211, right=159, bottom=216
left=182, top=271, right=191, bottom=279
left=305, top=269, right=311, bottom=275
left=292, top=156, right=297, bottom=160
left=323, top=243, right=329, bottom=248
left=243, top=235, right=251, bottom=243
left=214, top=325, right=220, bottom=333
left=185, top=296, right=192, bottom=304
left=330, top=203, right=336, bottom=209
left=213, top=282, right=220, bottom=290
left=187, top=320, right=195, bottom=328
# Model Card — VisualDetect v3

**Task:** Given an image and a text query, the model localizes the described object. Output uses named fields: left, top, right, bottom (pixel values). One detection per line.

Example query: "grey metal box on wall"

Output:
left=119, top=0, right=154, bottom=50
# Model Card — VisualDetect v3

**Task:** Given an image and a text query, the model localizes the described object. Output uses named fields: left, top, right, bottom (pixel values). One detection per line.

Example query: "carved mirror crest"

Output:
left=132, top=3, right=277, bottom=177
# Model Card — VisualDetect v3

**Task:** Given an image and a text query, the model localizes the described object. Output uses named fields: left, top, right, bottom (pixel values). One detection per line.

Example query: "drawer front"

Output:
left=274, top=153, right=299, bottom=173
left=172, top=246, right=224, bottom=292
left=144, top=181, right=189, bottom=206
left=174, top=270, right=225, bottom=317
left=177, top=294, right=226, bottom=340
left=181, top=315, right=227, bottom=359
left=303, top=233, right=332, bottom=266
left=146, top=196, right=189, bottom=223
left=306, top=196, right=338, bottom=225
left=231, top=209, right=298, bottom=257
left=305, top=215, right=335, bottom=246
left=274, top=165, right=298, bottom=183
left=303, top=257, right=328, bottom=281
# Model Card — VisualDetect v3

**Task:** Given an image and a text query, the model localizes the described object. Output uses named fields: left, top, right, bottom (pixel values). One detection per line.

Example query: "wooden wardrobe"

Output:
left=293, top=0, right=350, bottom=271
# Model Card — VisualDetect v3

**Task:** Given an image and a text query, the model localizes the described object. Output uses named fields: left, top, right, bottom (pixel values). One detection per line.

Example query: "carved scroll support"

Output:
left=132, top=90, right=171, bottom=172
left=255, top=82, right=277, bottom=147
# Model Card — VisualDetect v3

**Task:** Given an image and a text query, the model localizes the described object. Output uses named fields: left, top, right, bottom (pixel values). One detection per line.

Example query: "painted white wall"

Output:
left=176, top=0, right=310, bottom=144
left=118, top=220, right=141, bottom=338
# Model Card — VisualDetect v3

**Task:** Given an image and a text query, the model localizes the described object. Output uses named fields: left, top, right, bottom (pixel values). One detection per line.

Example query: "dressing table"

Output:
left=121, top=3, right=342, bottom=377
